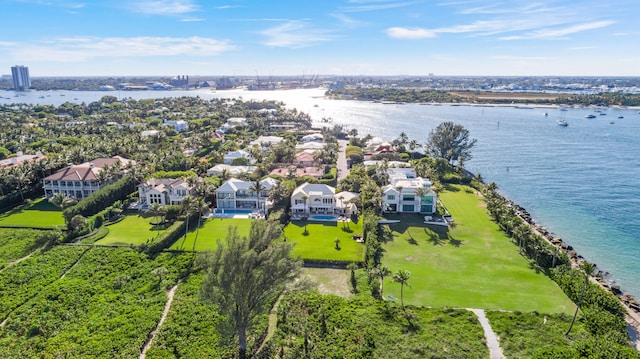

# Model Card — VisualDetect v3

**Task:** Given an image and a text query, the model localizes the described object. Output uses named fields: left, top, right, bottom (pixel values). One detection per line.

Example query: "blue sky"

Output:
left=2, top=0, right=639, bottom=76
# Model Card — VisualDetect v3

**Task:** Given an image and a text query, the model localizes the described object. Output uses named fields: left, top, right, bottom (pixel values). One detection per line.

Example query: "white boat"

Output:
left=585, top=114, right=596, bottom=118
left=557, top=120, right=568, bottom=127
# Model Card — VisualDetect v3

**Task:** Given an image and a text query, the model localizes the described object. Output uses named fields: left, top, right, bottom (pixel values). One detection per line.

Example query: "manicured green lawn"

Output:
left=382, top=185, right=575, bottom=314
left=283, top=219, right=364, bottom=262
left=0, top=197, right=64, bottom=228
left=96, top=213, right=168, bottom=245
left=170, top=217, right=252, bottom=251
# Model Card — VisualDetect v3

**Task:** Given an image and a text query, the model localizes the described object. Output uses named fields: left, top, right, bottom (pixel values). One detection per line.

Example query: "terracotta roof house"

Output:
left=0, top=151, right=45, bottom=169
left=42, top=156, right=133, bottom=200
left=270, top=166, right=324, bottom=179
left=294, top=151, right=316, bottom=166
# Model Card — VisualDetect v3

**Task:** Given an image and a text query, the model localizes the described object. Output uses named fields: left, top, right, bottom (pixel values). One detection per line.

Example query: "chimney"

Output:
left=89, top=163, right=94, bottom=168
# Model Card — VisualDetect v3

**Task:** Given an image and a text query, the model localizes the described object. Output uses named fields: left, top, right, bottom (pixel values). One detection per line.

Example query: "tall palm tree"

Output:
left=250, top=178, right=264, bottom=211
left=49, top=192, right=77, bottom=210
left=191, top=198, right=210, bottom=252
left=150, top=202, right=164, bottom=238
left=180, top=196, right=196, bottom=250
left=393, top=269, right=411, bottom=311
left=370, top=266, right=392, bottom=299
left=566, top=261, right=597, bottom=336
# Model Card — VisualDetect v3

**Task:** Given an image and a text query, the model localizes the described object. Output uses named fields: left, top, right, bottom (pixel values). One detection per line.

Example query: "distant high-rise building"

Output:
left=11, top=65, right=30, bottom=91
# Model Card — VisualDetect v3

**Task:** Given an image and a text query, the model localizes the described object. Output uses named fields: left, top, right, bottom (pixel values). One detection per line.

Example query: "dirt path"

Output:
left=139, top=281, right=180, bottom=359
left=60, top=246, right=91, bottom=279
left=469, top=308, right=504, bottom=359
left=1, top=247, right=43, bottom=273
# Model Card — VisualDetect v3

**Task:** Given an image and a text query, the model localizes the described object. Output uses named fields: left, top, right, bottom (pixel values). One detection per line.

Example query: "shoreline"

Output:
left=500, top=196, right=640, bottom=349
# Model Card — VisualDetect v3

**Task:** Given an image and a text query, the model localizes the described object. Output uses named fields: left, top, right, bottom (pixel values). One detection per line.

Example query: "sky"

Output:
left=2, top=0, right=640, bottom=77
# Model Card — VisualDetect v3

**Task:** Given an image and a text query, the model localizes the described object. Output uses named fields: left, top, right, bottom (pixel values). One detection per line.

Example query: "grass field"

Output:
left=170, top=217, right=251, bottom=251
left=96, top=212, right=169, bottom=245
left=381, top=185, right=575, bottom=314
left=283, top=219, right=365, bottom=262
left=0, top=197, right=64, bottom=228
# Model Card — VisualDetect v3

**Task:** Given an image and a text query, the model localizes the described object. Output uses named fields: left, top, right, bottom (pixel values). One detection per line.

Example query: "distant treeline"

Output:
left=326, top=88, right=640, bottom=107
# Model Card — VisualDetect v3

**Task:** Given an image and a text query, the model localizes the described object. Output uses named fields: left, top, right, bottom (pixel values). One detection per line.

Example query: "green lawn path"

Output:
left=170, top=218, right=251, bottom=251
left=0, top=197, right=64, bottom=228
left=284, top=219, right=365, bottom=262
left=382, top=184, right=575, bottom=314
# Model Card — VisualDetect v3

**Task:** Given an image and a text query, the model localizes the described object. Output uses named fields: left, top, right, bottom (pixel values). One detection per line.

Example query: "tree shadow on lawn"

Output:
left=443, top=184, right=462, bottom=192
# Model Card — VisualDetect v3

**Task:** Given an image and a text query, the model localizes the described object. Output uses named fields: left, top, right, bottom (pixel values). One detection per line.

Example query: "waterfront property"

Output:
left=42, top=156, right=133, bottom=200
left=170, top=217, right=252, bottom=251
left=381, top=185, right=575, bottom=313
left=290, top=183, right=359, bottom=218
left=0, top=197, right=64, bottom=228
left=137, top=178, right=194, bottom=208
left=284, top=219, right=364, bottom=262
left=381, top=175, right=437, bottom=214
left=216, top=177, right=278, bottom=212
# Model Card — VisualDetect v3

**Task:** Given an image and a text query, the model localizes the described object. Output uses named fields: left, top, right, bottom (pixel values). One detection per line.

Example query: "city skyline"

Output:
left=2, top=0, right=639, bottom=77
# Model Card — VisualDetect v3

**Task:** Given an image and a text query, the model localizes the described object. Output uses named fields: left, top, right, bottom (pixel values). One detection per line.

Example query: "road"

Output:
left=336, top=139, right=350, bottom=181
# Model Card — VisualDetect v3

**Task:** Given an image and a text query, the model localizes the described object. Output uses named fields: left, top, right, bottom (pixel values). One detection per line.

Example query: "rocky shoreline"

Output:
left=508, top=200, right=640, bottom=348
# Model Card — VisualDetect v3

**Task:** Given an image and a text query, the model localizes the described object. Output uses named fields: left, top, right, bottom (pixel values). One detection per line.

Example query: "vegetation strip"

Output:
left=139, top=280, right=181, bottom=359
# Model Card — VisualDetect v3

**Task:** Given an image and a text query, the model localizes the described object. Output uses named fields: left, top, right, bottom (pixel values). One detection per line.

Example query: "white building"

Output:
left=381, top=177, right=437, bottom=214
left=216, top=177, right=278, bottom=211
left=43, top=156, right=133, bottom=200
left=290, top=183, right=358, bottom=217
left=138, top=178, right=194, bottom=207
left=301, top=133, right=323, bottom=143
left=163, top=119, right=188, bottom=132
left=223, top=149, right=253, bottom=164
left=206, top=164, right=256, bottom=177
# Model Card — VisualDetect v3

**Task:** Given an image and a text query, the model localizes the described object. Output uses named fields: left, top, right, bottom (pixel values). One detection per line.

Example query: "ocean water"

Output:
left=5, top=88, right=640, bottom=298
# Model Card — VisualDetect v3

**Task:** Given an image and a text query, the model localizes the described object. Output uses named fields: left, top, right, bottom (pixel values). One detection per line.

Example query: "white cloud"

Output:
left=9, top=36, right=235, bottom=62
left=260, top=21, right=333, bottom=48
left=386, top=27, right=436, bottom=39
left=130, top=0, right=198, bottom=15
left=180, top=18, right=205, bottom=22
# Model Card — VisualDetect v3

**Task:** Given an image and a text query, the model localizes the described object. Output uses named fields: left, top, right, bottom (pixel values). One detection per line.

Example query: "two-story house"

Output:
left=216, top=177, right=278, bottom=212
left=42, top=156, right=132, bottom=200
left=138, top=178, right=194, bottom=207
left=381, top=176, right=437, bottom=214
left=290, top=183, right=358, bottom=217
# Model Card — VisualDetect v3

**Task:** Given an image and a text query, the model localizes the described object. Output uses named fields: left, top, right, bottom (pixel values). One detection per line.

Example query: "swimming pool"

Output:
left=216, top=209, right=255, bottom=214
left=309, top=214, right=338, bottom=221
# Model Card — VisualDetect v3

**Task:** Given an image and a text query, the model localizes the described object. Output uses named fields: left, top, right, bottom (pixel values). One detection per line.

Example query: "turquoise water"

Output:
left=309, top=215, right=338, bottom=221
left=8, top=88, right=640, bottom=298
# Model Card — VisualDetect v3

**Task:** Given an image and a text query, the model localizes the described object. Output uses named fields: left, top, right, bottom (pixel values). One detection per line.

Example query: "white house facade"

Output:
left=163, top=119, right=188, bottom=132
left=381, top=177, right=437, bottom=214
left=138, top=178, right=193, bottom=207
left=290, top=183, right=358, bottom=216
left=223, top=149, right=253, bottom=164
left=216, top=178, right=278, bottom=211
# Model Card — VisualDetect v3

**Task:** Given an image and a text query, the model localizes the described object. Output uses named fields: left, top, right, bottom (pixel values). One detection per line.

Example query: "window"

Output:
left=295, top=199, right=305, bottom=205
left=387, top=195, right=395, bottom=200
left=402, top=204, right=415, bottom=212
left=421, top=196, right=433, bottom=202
left=402, top=195, right=415, bottom=201
left=421, top=204, right=433, bottom=213
left=322, top=198, right=333, bottom=205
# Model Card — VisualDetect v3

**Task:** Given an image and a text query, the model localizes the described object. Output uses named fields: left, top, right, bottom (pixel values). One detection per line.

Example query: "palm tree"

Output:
left=9, top=165, right=33, bottom=202
left=408, top=139, right=421, bottom=159
left=370, top=266, right=392, bottom=299
left=250, top=178, right=264, bottom=211
left=49, top=192, right=77, bottom=210
left=566, top=261, right=597, bottom=336
left=393, top=269, right=411, bottom=311
left=180, top=196, right=196, bottom=249
left=150, top=202, right=164, bottom=237
left=191, top=198, right=210, bottom=252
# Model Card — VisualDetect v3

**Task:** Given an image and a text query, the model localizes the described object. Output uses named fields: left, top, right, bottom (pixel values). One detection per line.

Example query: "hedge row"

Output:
left=63, top=175, right=134, bottom=223
left=145, top=212, right=200, bottom=254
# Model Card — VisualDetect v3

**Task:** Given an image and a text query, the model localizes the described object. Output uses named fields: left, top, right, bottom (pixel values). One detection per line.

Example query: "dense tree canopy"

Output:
left=200, top=220, right=302, bottom=359
left=425, top=121, right=477, bottom=165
